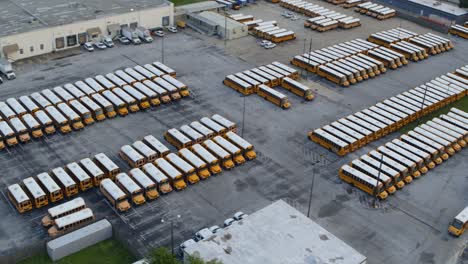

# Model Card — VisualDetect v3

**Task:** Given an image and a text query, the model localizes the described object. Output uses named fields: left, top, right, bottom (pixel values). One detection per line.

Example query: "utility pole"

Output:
left=305, top=38, right=312, bottom=79
left=161, top=215, right=180, bottom=255
left=224, top=6, right=228, bottom=47
left=241, top=95, right=246, bottom=138
left=162, top=34, right=165, bottom=63
left=307, top=155, right=323, bottom=218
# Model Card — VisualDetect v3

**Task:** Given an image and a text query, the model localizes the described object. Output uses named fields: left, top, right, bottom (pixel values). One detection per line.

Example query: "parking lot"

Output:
left=0, top=0, right=467, bottom=263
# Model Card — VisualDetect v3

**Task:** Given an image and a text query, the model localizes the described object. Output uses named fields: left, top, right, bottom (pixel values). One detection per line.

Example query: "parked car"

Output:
left=282, top=12, right=293, bottom=18
left=94, top=42, right=107, bottom=50
left=260, top=40, right=272, bottom=47
left=209, top=225, right=221, bottom=233
left=83, top=42, right=94, bottom=52
left=224, top=218, right=235, bottom=227
left=194, top=228, right=213, bottom=241
left=180, top=239, right=196, bottom=250
left=167, top=26, right=178, bottom=33
left=0, top=76, right=3, bottom=84
left=264, top=43, right=276, bottom=49
left=118, top=36, right=131, bottom=45
left=102, top=37, right=114, bottom=48
left=233, top=211, right=248, bottom=221
left=154, top=30, right=165, bottom=37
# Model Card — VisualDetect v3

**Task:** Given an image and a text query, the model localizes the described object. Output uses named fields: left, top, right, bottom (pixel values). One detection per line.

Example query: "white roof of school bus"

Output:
left=115, top=70, right=136, bottom=84
left=23, top=177, right=46, bottom=199
left=80, top=96, right=101, bottom=112
left=0, top=101, right=16, bottom=118
left=166, top=153, right=194, bottom=174
left=455, top=206, right=468, bottom=223
left=144, top=135, right=170, bottom=155
left=10, top=117, right=28, bottom=132
left=116, top=173, right=142, bottom=194
left=8, top=183, right=29, bottom=203
left=57, top=103, right=80, bottom=120
left=162, top=75, right=185, bottom=89
left=133, top=82, right=157, bottom=98
left=167, top=128, right=191, bottom=144
left=22, top=114, right=40, bottom=128
left=226, top=131, right=253, bottom=150
left=67, top=162, right=91, bottom=181
left=125, top=68, right=146, bottom=82
left=200, top=117, right=225, bottom=133
left=211, top=114, right=235, bottom=128
left=84, top=78, right=105, bottom=93
left=134, top=65, right=156, bottom=79
left=35, top=110, right=52, bottom=125
left=0, top=121, right=14, bottom=135
left=122, top=85, right=146, bottom=101
left=100, top=179, right=126, bottom=200
left=19, top=96, right=39, bottom=112
left=142, top=80, right=167, bottom=95
left=70, top=100, right=90, bottom=115
left=113, top=88, right=136, bottom=104
left=91, top=94, right=112, bottom=108
left=37, top=172, right=61, bottom=193
left=121, top=145, right=144, bottom=162
left=48, top=197, right=85, bottom=218
left=6, top=98, right=26, bottom=115
left=95, top=75, right=115, bottom=89
left=132, top=141, right=157, bottom=158
left=102, top=90, right=125, bottom=106
left=204, top=139, right=230, bottom=158
left=95, top=153, right=119, bottom=171
left=142, top=163, right=168, bottom=183
left=55, top=208, right=93, bottom=229
left=179, top=148, right=206, bottom=168
left=130, top=168, right=155, bottom=189
left=213, top=135, right=241, bottom=155
left=80, top=158, right=104, bottom=178
left=30, top=92, right=52, bottom=108
left=192, top=143, right=217, bottom=163
left=190, top=121, right=214, bottom=137
left=52, top=167, right=76, bottom=188
left=74, top=81, right=95, bottom=96
left=180, top=125, right=203, bottom=141
left=155, top=158, right=181, bottom=179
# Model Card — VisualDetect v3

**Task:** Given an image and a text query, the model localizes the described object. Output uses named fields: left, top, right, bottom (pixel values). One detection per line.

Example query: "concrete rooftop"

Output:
left=184, top=200, right=367, bottom=264
left=408, top=0, right=468, bottom=16
left=0, top=0, right=169, bottom=38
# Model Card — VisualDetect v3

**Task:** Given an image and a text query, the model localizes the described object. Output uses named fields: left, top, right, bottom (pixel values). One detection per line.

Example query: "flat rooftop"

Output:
left=184, top=200, right=367, bottom=264
left=199, top=11, right=246, bottom=29
left=0, top=0, right=169, bottom=38
left=408, top=0, right=468, bottom=16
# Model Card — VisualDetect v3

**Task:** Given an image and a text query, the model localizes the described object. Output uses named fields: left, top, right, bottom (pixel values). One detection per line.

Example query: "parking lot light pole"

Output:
left=161, top=214, right=181, bottom=255
left=307, top=157, right=322, bottom=218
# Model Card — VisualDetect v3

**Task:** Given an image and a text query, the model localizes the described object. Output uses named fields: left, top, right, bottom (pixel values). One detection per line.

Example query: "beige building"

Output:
left=0, top=0, right=174, bottom=61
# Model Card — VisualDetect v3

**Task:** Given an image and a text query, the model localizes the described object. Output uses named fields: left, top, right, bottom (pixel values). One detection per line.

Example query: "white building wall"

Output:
left=0, top=3, right=173, bottom=61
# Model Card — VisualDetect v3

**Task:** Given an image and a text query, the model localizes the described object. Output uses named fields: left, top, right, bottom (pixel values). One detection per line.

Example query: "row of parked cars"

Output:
left=180, top=211, right=248, bottom=250
left=82, top=26, right=179, bottom=52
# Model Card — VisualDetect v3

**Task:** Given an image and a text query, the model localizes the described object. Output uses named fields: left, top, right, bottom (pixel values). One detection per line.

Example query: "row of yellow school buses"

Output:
left=280, top=0, right=361, bottom=32
left=339, top=107, right=468, bottom=201
left=449, top=22, right=468, bottom=39
left=368, top=28, right=453, bottom=57
left=309, top=65, right=468, bottom=156
left=7, top=152, right=120, bottom=213
left=224, top=61, right=314, bottom=109
left=0, top=61, right=188, bottom=150
left=104, top=113, right=257, bottom=212
left=291, top=28, right=454, bottom=87
left=8, top=115, right=258, bottom=214
left=40, top=197, right=94, bottom=238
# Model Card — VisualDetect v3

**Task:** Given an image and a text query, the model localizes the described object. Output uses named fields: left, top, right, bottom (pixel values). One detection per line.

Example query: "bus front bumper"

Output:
left=180, top=90, right=190, bottom=97
left=448, top=226, right=463, bottom=237
left=174, top=180, right=187, bottom=190
left=96, top=114, right=106, bottom=121
left=147, top=190, right=160, bottom=200
left=19, top=134, right=30, bottom=143
left=210, top=165, right=222, bottom=174
left=7, top=138, right=18, bottom=146
left=151, top=98, right=161, bottom=106
left=159, top=184, right=173, bottom=194
left=245, top=150, right=257, bottom=160
left=223, top=160, right=235, bottom=170
left=234, top=155, right=246, bottom=165
left=118, top=201, right=131, bottom=212
left=32, top=130, right=43, bottom=138
left=187, top=174, right=200, bottom=184
left=84, top=118, right=95, bottom=125
left=198, top=169, right=211, bottom=179
left=133, top=195, right=146, bottom=205
left=45, top=126, right=56, bottom=134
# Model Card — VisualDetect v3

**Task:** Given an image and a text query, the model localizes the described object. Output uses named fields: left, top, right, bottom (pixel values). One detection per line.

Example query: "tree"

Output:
left=187, top=254, right=223, bottom=264
left=147, top=247, right=180, bottom=264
